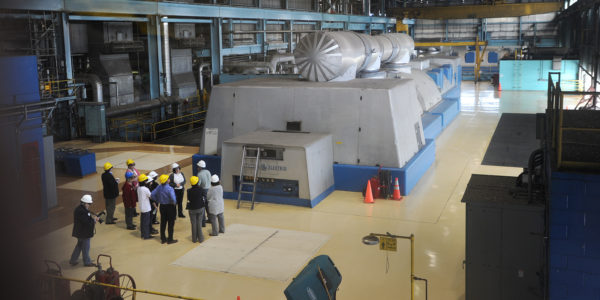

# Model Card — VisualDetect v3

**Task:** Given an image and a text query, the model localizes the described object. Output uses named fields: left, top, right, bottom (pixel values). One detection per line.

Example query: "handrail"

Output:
left=151, top=110, right=206, bottom=141
left=547, top=71, right=600, bottom=170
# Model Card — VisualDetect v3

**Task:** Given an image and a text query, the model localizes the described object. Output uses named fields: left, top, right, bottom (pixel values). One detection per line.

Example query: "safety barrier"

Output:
left=547, top=72, right=600, bottom=170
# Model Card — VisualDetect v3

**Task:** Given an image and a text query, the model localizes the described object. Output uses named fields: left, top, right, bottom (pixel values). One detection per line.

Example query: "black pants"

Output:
left=150, top=200, right=158, bottom=223
left=159, top=204, right=176, bottom=242
left=175, top=189, right=184, bottom=216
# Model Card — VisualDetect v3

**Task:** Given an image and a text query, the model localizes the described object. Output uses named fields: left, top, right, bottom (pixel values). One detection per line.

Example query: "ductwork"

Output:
left=294, top=31, right=415, bottom=82
left=77, top=73, right=103, bottom=103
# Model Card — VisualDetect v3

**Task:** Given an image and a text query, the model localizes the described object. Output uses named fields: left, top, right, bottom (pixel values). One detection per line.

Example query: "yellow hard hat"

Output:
left=126, top=159, right=135, bottom=166
left=159, top=174, right=169, bottom=184
left=138, top=173, right=148, bottom=183
left=190, top=176, right=199, bottom=186
left=103, top=162, right=113, bottom=171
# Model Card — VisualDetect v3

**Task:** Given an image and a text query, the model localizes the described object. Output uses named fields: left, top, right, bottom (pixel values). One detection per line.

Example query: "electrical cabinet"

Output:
left=462, top=174, right=545, bottom=300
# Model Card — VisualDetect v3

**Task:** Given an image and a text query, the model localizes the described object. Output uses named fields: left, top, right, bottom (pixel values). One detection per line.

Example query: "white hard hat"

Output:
left=197, top=160, right=206, bottom=168
left=148, top=171, right=158, bottom=179
left=81, top=194, right=93, bottom=204
left=172, top=163, right=180, bottom=169
left=211, top=174, right=220, bottom=183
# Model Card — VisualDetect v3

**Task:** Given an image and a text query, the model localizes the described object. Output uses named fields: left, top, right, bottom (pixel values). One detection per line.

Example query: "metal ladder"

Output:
left=236, top=145, right=261, bottom=210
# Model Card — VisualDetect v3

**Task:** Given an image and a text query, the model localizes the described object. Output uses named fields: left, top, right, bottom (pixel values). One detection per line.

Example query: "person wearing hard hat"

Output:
left=101, top=162, right=119, bottom=224
left=168, top=163, right=187, bottom=218
left=147, top=171, right=160, bottom=225
left=196, top=160, right=211, bottom=226
left=186, top=176, right=206, bottom=243
left=126, top=159, right=140, bottom=217
left=122, top=171, right=138, bottom=230
left=207, top=174, right=225, bottom=236
left=69, top=195, right=99, bottom=267
left=137, top=174, right=158, bottom=240
left=151, top=174, right=178, bottom=244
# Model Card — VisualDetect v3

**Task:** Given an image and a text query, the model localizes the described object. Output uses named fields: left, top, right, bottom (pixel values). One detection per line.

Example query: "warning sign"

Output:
left=379, top=237, right=397, bottom=252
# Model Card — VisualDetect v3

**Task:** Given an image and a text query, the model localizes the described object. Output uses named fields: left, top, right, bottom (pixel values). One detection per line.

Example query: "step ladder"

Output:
left=236, top=145, right=261, bottom=210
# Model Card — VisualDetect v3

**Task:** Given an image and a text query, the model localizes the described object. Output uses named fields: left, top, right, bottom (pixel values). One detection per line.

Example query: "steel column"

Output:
left=211, top=18, right=223, bottom=76
left=147, top=16, right=159, bottom=99
left=156, top=17, right=164, bottom=96
left=61, top=13, right=72, bottom=88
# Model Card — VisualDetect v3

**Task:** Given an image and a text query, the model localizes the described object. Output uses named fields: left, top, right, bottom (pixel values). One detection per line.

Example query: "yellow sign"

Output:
left=379, top=237, right=397, bottom=252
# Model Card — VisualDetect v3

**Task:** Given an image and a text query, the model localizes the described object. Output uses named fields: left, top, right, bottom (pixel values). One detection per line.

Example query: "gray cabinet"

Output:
left=463, top=175, right=545, bottom=300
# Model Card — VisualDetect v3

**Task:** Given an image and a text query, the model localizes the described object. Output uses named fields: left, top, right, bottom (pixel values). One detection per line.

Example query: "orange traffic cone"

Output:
left=392, top=177, right=403, bottom=200
left=498, top=82, right=502, bottom=91
left=364, top=180, right=374, bottom=204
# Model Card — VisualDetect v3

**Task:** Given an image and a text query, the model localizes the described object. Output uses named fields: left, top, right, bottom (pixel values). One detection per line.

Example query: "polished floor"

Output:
left=34, top=82, right=551, bottom=300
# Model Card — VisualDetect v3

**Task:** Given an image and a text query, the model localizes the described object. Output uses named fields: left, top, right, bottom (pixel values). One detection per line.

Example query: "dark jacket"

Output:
left=148, top=181, right=159, bottom=192
left=72, top=204, right=95, bottom=239
left=186, top=186, right=206, bottom=210
left=101, top=171, right=119, bottom=199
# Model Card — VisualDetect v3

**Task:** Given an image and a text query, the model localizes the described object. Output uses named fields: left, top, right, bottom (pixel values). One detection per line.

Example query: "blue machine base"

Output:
left=430, top=99, right=460, bottom=128
left=191, top=154, right=222, bottom=177
left=422, top=113, right=443, bottom=140
left=333, top=139, right=436, bottom=195
left=224, top=184, right=334, bottom=208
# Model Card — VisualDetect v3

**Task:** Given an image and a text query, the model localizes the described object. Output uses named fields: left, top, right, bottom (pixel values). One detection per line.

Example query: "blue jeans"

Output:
left=70, top=238, right=91, bottom=265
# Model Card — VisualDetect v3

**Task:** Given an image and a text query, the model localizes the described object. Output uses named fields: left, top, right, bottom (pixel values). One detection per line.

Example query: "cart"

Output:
left=83, top=254, right=136, bottom=300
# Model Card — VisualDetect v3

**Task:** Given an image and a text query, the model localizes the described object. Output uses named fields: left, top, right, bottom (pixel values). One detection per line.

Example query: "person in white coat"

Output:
left=207, top=174, right=225, bottom=236
left=196, top=160, right=211, bottom=226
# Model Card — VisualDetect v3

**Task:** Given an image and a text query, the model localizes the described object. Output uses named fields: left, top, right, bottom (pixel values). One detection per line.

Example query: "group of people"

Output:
left=69, top=159, right=226, bottom=267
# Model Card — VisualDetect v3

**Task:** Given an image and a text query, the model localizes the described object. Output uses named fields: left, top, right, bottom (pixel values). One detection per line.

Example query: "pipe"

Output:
left=105, top=97, right=187, bottom=117
left=268, top=54, right=295, bottom=73
left=76, top=74, right=103, bottom=103
left=163, top=22, right=172, bottom=97
left=198, top=63, right=211, bottom=92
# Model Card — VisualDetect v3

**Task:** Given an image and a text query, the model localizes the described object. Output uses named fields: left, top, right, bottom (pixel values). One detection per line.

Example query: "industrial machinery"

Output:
left=202, top=31, right=462, bottom=204
left=221, top=131, right=334, bottom=207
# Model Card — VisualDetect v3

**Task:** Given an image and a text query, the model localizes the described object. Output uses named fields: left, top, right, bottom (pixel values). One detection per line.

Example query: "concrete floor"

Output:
left=34, top=82, right=551, bottom=300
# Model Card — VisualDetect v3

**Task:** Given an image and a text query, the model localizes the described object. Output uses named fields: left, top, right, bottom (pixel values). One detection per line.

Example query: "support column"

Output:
left=287, top=20, right=293, bottom=53
left=163, top=21, right=171, bottom=97
left=211, top=18, right=223, bottom=76
left=156, top=17, right=164, bottom=96
left=147, top=16, right=159, bottom=99
left=61, top=13, right=72, bottom=87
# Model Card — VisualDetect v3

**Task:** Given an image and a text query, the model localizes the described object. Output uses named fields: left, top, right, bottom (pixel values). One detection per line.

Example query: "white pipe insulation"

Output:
left=294, top=31, right=415, bottom=82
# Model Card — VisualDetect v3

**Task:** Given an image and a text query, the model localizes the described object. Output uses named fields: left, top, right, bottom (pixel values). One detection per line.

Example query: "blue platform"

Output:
left=191, top=154, right=222, bottom=178
left=427, top=69, right=444, bottom=90
left=422, top=113, right=443, bottom=140
left=62, top=151, right=96, bottom=177
left=333, top=139, right=436, bottom=195
left=430, top=99, right=460, bottom=128
left=224, top=184, right=334, bottom=208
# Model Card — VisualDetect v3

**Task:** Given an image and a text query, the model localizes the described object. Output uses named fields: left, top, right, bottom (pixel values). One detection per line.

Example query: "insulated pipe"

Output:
left=163, top=22, right=172, bottom=97
left=268, top=54, right=295, bottom=73
left=76, top=74, right=103, bottom=103
left=198, top=63, right=210, bottom=92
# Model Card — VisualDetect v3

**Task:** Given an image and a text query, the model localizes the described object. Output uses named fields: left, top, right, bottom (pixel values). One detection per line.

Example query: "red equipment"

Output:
left=88, top=255, right=121, bottom=299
